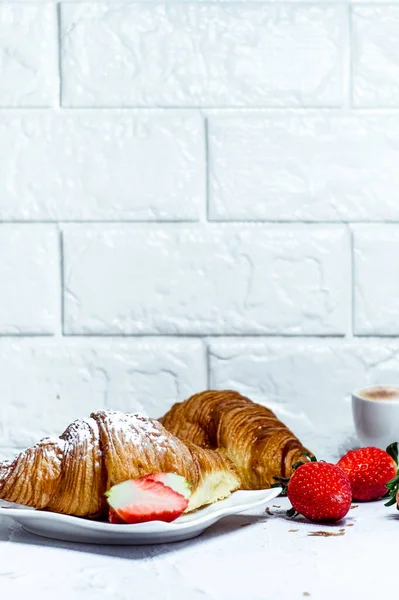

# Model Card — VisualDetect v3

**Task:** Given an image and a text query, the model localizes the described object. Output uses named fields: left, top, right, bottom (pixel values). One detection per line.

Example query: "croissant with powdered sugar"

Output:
left=0, top=410, right=240, bottom=518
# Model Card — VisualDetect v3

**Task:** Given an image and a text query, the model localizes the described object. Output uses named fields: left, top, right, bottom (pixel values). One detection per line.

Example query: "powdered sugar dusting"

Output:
left=62, top=417, right=98, bottom=447
left=97, top=409, right=177, bottom=453
left=41, top=437, right=66, bottom=449
left=0, top=410, right=182, bottom=485
left=0, top=461, right=12, bottom=486
left=0, top=436, right=66, bottom=495
left=60, top=417, right=102, bottom=470
left=14, top=436, right=66, bottom=464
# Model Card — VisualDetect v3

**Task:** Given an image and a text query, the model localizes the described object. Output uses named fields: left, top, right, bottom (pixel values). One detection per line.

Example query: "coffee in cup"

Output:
left=352, top=385, right=399, bottom=449
left=357, top=385, right=399, bottom=402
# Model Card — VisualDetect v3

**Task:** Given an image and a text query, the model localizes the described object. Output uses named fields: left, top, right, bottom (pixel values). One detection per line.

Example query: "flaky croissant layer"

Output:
left=160, top=390, right=311, bottom=489
left=0, top=410, right=240, bottom=517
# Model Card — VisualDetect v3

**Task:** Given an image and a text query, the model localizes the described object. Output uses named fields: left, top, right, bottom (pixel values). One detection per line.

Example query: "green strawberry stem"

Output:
left=271, top=477, right=290, bottom=496
left=385, top=473, right=399, bottom=508
left=386, top=442, right=399, bottom=465
left=292, top=452, right=317, bottom=472
left=385, top=442, right=399, bottom=509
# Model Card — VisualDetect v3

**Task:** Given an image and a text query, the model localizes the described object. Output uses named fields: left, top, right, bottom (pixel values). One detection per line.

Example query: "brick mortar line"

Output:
left=2, top=108, right=399, bottom=114
left=348, top=3, right=355, bottom=109
left=345, top=3, right=353, bottom=110
left=59, top=229, right=65, bottom=337
left=43, top=2, right=399, bottom=7
left=204, top=116, right=210, bottom=223
left=0, top=220, right=398, bottom=225
left=204, top=340, right=211, bottom=389
left=55, top=105, right=350, bottom=110
left=349, top=225, right=355, bottom=339
left=0, top=334, right=397, bottom=341
left=62, top=332, right=348, bottom=338
left=56, top=2, right=63, bottom=110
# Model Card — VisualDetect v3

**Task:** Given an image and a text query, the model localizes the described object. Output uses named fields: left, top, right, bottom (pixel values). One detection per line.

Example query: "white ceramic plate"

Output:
left=0, top=488, right=281, bottom=545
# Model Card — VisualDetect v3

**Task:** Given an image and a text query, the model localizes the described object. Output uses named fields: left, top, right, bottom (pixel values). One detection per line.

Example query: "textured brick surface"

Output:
left=209, top=113, right=399, bottom=221
left=0, top=339, right=206, bottom=448
left=63, top=224, right=349, bottom=335
left=0, top=226, right=58, bottom=334
left=354, top=226, right=399, bottom=335
left=61, top=4, right=345, bottom=107
left=0, top=5, right=57, bottom=107
left=0, top=0, right=399, bottom=454
left=0, top=113, right=204, bottom=221
left=353, top=7, right=399, bottom=107
left=209, top=340, right=399, bottom=436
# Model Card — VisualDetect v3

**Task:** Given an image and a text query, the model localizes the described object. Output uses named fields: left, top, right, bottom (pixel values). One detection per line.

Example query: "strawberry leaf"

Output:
left=384, top=496, right=397, bottom=507
left=385, top=473, right=399, bottom=510
left=386, top=442, right=399, bottom=465
left=301, top=451, right=317, bottom=462
left=272, top=477, right=290, bottom=496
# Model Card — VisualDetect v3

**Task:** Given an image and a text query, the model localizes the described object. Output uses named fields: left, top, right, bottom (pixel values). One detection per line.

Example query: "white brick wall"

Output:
left=0, top=113, right=204, bottom=220
left=0, top=6, right=57, bottom=107
left=61, top=5, right=345, bottom=108
left=63, top=224, right=349, bottom=335
left=0, top=339, right=206, bottom=449
left=1, top=0, right=399, bottom=454
left=352, top=7, right=399, bottom=107
left=354, top=226, right=399, bottom=335
left=209, top=113, right=399, bottom=221
left=0, top=225, right=59, bottom=334
left=209, top=340, right=399, bottom=430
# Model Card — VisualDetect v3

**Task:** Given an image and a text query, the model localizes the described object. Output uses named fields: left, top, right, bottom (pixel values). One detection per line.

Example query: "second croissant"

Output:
left=160, top=389, right=311, bottom=489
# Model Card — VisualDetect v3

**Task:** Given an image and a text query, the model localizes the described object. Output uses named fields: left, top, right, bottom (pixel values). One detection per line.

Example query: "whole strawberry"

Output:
left=338, top=444, right=398, bottom=502
left=287, top=459, right=352, bottom=522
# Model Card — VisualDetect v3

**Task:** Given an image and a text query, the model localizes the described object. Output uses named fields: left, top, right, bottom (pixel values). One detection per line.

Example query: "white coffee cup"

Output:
left=352, top=385, right=399, bottom=449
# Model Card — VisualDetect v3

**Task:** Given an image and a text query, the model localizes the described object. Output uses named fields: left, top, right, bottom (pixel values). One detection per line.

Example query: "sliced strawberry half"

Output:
left=108, top=507, right=125, bottom=524
left=106, top=478, right=189, bottom=524
left=142, top=473, right=191, bottom=499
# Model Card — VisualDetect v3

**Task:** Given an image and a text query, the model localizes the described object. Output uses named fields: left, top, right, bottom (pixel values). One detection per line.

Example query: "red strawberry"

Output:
left=338, top=444, right=398, bottom=501
left=106, top=477, right=189, bottom=524
left=286, top=458, right=352, bottom=522
left=108, top=507, right=125, bottom=524
left=141, top=473, right=191, bottom=499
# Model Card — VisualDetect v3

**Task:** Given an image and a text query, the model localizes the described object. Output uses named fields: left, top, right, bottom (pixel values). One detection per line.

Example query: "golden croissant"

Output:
left=0, top=410, right=240, bottom=518
left=160, top=390, right=311, bottom=489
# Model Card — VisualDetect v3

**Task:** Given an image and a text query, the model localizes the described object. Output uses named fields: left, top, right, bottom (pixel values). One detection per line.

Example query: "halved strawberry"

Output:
left=142, top=473, right=191, bottom=499
left=106, top=478, right=189, bottom=524
left=108, top=507, right=125, bottom=524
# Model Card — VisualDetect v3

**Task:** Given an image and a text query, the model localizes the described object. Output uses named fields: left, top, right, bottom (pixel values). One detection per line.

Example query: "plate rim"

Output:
left=0, top=487, right=282, bottom=533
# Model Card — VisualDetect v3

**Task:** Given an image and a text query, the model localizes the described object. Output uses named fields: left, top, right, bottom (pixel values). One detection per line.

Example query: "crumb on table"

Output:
left=307, top=530, right=345, bottom=537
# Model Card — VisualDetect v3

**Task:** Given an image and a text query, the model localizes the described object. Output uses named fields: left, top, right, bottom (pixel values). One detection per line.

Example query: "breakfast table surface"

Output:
left=0, top=496, right=393, bottom=600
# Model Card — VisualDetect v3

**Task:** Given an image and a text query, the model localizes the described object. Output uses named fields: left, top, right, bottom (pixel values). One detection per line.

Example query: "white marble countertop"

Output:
left=0, top=496, right=396, bottom=600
